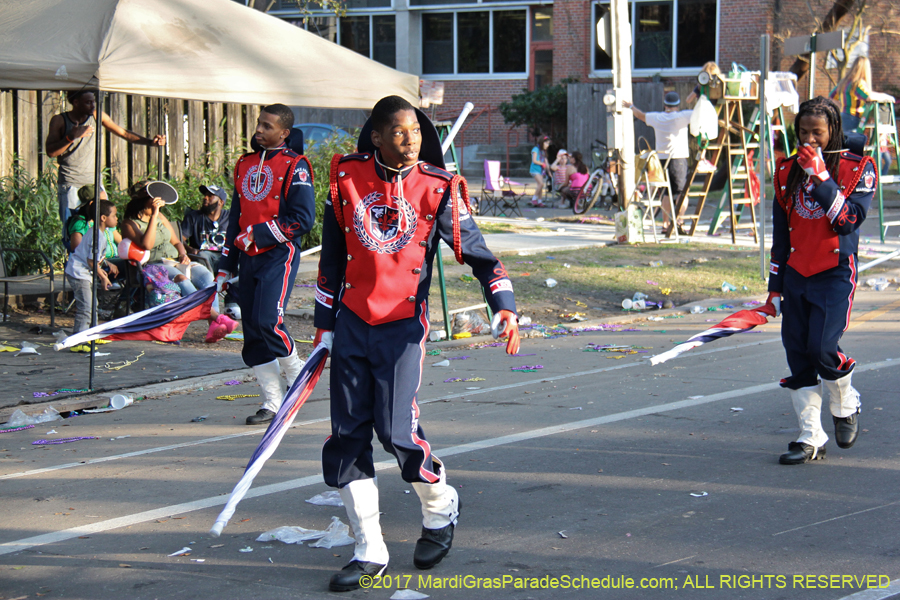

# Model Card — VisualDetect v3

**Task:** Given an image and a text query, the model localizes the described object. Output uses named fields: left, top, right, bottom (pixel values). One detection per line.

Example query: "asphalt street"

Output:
left=2, top=289, right=900, bottom=600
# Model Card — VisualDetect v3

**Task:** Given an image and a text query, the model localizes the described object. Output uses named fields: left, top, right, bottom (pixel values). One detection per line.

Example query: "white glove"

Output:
left=215, top=270, right=231, bottom=294
left=315, top=329, right=333, bottom=352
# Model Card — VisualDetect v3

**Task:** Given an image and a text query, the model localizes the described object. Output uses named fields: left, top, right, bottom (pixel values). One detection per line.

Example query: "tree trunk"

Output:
left=788, top=0, right=858, bottom=79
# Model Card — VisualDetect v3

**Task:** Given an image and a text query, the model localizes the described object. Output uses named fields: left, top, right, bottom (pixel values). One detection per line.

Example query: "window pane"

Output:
left=373, top=15, right=396, bottom=68
left=341, top=16, right=370, bottom=57
left=634, top=2, right=672, bottom=70
left=493, top=10, right=526, bottom=73
left=532, top=6, right=553, bottom=42
left=306, top=16, right=337, bottom=43
left=345, top=0, right=391, bottom=7
left=593, top=4, right=612, bottom=71
left=534, top=49, right=553, bottom=88
left=676, top=0, right=716, bottom=68
left=458, top=12, right=490, bottom=73
left=412, top=0, right=476, bottom=5
left=423, top=13, right=453, bottom=74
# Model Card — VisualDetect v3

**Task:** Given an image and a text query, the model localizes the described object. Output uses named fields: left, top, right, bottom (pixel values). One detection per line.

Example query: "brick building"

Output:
left=257, top=0, right=899, bottom=173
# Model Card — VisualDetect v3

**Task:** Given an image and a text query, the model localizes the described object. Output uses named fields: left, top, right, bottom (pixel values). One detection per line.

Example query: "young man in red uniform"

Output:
left=763, top=97, right=876, bottom=465
left=314, top=96, right=520, bottom=592
left=217, top=104, right=316, bottom=425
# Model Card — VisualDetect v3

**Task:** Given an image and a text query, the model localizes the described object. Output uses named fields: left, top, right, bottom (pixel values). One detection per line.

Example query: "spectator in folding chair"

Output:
left=559, top=151, right=589, bottom=209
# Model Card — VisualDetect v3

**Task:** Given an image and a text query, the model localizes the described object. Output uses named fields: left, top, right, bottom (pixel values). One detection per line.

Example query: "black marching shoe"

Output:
left=246, top=409, right=275, bottom=425
left=833, top=410, right=860, bottom=449
left=413, top=498, right=461, bottom=570
left=779, top=441, right=826, bottom=465
left=329, top=560, right=387, bottom=592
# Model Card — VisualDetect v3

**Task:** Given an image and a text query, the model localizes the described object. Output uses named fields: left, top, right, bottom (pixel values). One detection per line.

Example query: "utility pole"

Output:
left=610, top=0, right=635, bottom=211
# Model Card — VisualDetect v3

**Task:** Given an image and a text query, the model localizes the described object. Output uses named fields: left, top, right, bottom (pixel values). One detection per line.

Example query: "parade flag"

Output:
left=54, top=285, right=216, bottom=350
left=210, top=344, right=329, bottom=537
left=649, top=308, right=773, bottom=365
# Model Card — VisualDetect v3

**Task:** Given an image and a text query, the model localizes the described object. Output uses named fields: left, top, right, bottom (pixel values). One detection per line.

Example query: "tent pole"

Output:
left=89, top=89, right=105, bottom=391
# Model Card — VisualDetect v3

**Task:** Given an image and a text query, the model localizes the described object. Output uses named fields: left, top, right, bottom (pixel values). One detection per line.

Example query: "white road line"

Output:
left=772, top=500, right=900, bottom=536
left=4, top=354, right=896, bottom=558
left=0, top=337, right=780, bottom=481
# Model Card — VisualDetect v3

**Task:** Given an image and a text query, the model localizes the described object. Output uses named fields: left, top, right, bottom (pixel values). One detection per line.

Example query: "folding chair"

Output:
left=632, top=151, right=679, bottom=243
left=480, top=160, right=528, bottom=217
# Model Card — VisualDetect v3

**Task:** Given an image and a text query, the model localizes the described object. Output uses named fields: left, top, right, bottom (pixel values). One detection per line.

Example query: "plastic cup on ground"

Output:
left=110, top=395, right=134, bottom=410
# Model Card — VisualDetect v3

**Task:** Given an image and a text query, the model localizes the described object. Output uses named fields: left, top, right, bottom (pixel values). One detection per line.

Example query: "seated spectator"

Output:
left=120, top=185, right=237, bottom=342
left=143, top=264, right=182, bottom=306
left=181, top=183, right=240, bottom=318
left=560, top=151, right=590, bottom=208
left=549, top=149, right=569, bottom=193
left=67, top=186, right=125, bottom=286
left=65, top=200, right=119, bottom=334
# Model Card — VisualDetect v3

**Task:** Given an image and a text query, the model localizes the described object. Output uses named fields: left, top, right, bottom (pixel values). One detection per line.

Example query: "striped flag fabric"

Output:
left=210, top=344, right=329, bottom=537
left=649, top=309, right=772, bottom=365
left=54, top=285, right=216, bottom=350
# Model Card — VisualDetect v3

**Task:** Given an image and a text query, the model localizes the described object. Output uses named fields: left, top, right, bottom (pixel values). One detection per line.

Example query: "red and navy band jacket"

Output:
left=314, top=152, right=517, bottom=329
left=768, top=151, right=877, bottom=293
left=218, top=144, right=316, bottom=273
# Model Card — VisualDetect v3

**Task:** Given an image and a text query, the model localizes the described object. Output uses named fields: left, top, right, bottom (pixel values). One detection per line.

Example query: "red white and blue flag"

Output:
left=54, top=285, right=216, bottom=350
left=210, top=344, right=329, bottom=537
left=650, top=308, right=773, bottom=365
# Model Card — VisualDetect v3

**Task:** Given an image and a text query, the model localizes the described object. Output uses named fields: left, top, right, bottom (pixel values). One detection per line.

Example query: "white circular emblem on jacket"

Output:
left=242, top=165, right=274, bottom=202
left=353, top=192, right=418, bottom=254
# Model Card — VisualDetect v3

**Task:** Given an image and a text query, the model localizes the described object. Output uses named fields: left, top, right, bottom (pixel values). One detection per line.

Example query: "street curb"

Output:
left=0, top=368, right=255, bottom=424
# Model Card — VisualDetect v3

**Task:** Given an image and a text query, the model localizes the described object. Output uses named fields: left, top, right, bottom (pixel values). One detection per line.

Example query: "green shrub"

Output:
left=0, top=161, right=66, bottom=274
left=303, top=133, right=358, bottom=249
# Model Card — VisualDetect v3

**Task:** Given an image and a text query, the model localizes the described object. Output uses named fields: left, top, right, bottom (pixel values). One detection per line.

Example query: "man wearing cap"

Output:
left=182, top=185, right=239, bottom=317
left=46, top=90, right=165, bottom=241
left=624, top=91, right=692, bottom=234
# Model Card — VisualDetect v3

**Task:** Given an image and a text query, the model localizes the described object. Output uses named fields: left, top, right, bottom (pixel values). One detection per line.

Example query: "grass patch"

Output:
left=429, top=243, right=769, bottom=323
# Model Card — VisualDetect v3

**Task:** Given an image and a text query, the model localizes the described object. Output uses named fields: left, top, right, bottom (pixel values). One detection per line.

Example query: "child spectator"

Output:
left=65, top=200, right=119, bottom=333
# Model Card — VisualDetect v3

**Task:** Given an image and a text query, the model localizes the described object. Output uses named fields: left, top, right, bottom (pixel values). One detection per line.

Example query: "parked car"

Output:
left=293, top=123, right=351, bottom=147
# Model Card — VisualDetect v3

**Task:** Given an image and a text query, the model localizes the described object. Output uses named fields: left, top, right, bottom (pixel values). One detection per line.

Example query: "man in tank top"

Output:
left=45, top=89, right=166, bottom=242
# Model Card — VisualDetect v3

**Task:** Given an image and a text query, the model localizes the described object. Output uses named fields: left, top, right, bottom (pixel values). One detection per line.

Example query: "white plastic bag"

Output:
left=690, top=94, right=718, bottom=139
left=309, top=516, right=355, bottom=548
left=7, top=406, right=62, bottom=427
left=256, top=525, right=327, bottom=545
left=305, top=491, right=344, bottom=507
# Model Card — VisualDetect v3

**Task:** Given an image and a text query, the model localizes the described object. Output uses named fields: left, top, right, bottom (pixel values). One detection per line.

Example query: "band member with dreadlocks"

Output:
left=763, top=96, right=877, bottom=465
left=314, top=95, right=520, bottom=592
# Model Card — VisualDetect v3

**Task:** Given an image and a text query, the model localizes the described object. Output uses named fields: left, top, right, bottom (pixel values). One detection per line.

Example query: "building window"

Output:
left=298, top=14, right=396, bottom=68
left=591, top=0, right=717, bottom=73
left=532, top=6, right=553, bottom=42
left=422, top=10, right=527, bottom=76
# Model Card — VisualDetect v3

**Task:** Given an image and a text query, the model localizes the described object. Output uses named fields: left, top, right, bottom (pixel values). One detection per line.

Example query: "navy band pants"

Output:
left=780, top=259, right=858, bottom=390
left=237, top=243, right=300, bottom=367
left=323, top=301, right=439, bottom=489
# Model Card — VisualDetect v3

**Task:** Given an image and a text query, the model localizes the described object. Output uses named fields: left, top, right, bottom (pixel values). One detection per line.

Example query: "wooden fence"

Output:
left=0, top=90, right=262, bottom=187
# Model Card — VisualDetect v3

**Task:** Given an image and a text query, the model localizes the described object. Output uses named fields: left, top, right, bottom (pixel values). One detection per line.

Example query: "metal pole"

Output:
left=808, top=34, right=817, bottom=100
left=611, top=0, right=635, bottom=212
left=89, top=89, right=105, bottom=390
left=759, top=35, right=769, bottom=280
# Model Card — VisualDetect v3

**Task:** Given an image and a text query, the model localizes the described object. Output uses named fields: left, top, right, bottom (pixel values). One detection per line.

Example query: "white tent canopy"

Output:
left=0, top=0, right=418, bottom=109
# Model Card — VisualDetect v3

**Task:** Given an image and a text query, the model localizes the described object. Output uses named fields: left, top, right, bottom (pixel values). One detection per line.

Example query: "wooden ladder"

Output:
left=673, top=98, right=758, bottom=243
